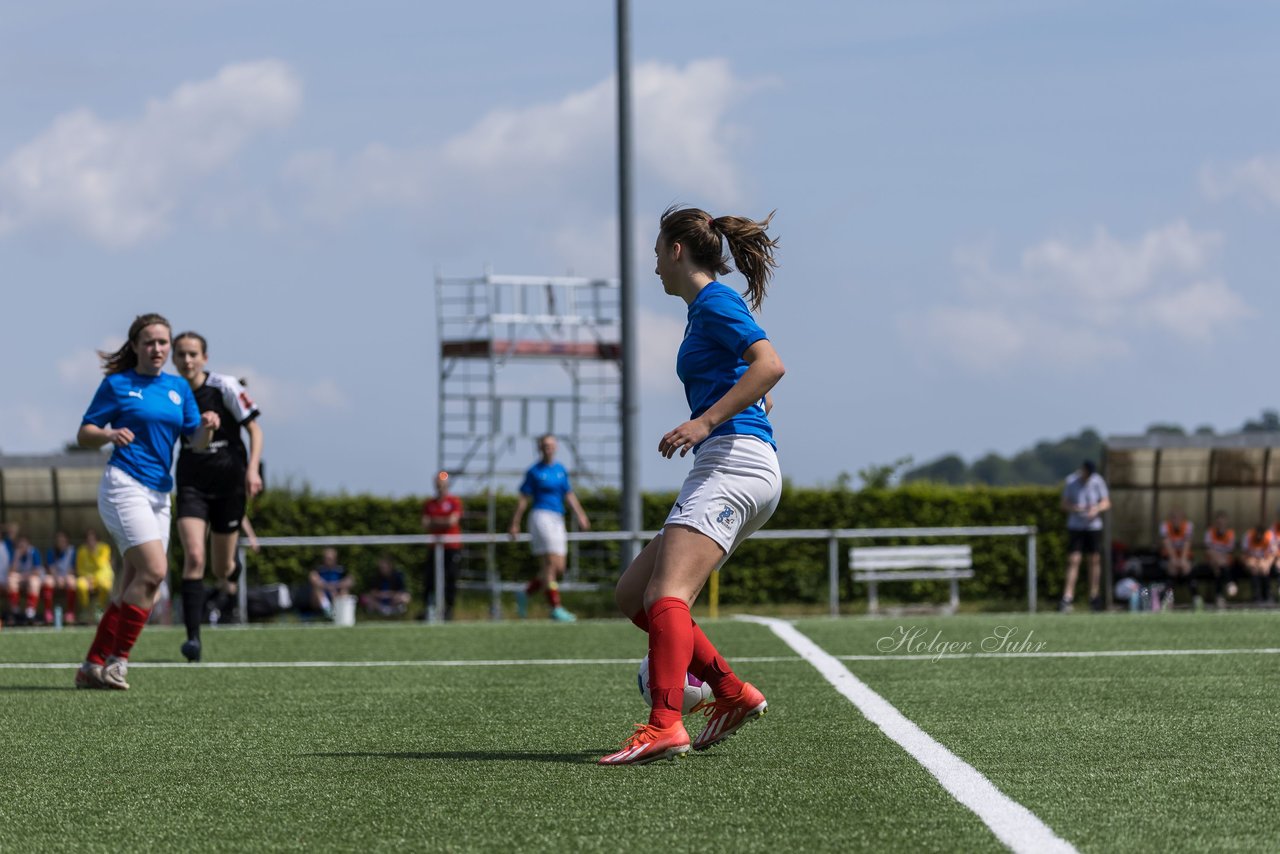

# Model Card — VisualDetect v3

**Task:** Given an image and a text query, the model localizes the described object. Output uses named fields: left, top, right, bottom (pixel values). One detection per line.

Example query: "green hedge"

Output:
left=185, top=484, right=1068, bottom=611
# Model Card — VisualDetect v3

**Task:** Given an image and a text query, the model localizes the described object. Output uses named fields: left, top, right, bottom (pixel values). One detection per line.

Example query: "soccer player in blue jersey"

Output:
left=599, top=206, right=785, bottom=766
left=508, top=434, right=591, bottom=622
left=74, top=313, right=217, bottom=690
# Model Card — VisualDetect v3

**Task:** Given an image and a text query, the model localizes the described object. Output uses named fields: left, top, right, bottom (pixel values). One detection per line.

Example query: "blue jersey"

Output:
left=677, top=281, right=774, bottom=450
left=81, top=370, right=200, bottom=492
left=317, top=564, right=347, bottom=584
left=520, top=461, right=573, bottom=514
left=46, top=547, right=76, bottom=576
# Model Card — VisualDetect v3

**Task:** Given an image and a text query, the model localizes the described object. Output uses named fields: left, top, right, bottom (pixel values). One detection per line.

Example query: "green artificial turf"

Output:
left=1, top=611, right=1277, bottom=852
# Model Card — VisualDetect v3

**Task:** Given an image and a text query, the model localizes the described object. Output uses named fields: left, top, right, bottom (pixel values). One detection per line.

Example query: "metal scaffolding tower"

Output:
left=435, top=272, right=622, bottom=615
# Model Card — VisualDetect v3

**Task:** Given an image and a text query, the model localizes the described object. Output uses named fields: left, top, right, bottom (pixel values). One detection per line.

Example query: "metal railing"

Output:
left=238, top=525, right=1039, bottom=623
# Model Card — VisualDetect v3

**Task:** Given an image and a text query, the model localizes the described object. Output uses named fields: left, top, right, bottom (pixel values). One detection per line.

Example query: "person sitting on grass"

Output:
left=361, top=555, right=410, bottom=617
left=308, top=547, right=352, bottom=618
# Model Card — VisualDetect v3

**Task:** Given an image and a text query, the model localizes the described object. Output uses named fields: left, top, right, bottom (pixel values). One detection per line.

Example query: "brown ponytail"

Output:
left=659, top=205, right=779, bottom=311
left=99, top=313, right=172, bottom=375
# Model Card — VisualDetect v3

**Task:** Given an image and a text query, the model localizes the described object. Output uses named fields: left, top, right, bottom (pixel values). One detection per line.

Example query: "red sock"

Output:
left=629, top=609, right=743, bottom=699
left=545, top=581, right=561, bottom=608
left=42, top=586, right=54, bottom=611
left=86, top=603, right=122, bottom=665
left=113, top=603, right=151, bottom=660
left=646, top=597, right=695, bottom=728
left=526, top=578, right=544, bottom=595
left=26, top=591, right=38, bottom=611
left=65, top=588, right=78, bottom=612
left=689, top=624, right=744, bottom=699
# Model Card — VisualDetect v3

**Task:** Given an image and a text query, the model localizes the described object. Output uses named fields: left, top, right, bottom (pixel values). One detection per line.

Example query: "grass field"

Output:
left=2, top=610, right=1278, bottom=852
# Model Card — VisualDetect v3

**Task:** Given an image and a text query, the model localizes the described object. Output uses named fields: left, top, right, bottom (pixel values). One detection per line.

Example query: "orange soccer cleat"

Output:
left=598, top=721, right=690, bottom=766
left=692, top=682, right=767, bottom=751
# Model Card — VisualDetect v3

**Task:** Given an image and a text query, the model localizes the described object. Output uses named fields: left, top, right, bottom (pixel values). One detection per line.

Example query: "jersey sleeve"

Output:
left=700, top=292, right=768, bottom=358
left=181, top=383, right=201, bottom=436
left=81, top=377, right=117, bottom=427
left=519, top=470, right=535, bottom=496
left=219, top=375, right=260, bottom=425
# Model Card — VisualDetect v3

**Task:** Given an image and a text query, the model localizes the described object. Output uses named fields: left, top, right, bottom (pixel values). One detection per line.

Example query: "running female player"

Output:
left=508, top=434, right=591, bottom=622
left=75, top=313, right=217, bottom=690
left=171, top=331, right=263, bottom=662
left=599, top=206, right=785, bottom=765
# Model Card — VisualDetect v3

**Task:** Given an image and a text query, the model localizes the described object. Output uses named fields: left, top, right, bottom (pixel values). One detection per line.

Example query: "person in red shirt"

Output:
left=422, top=471, right=464, bottom=621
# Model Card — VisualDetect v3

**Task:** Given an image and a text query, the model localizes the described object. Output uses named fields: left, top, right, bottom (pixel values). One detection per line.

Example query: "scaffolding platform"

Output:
left=436, top=272, right=623, bottom=618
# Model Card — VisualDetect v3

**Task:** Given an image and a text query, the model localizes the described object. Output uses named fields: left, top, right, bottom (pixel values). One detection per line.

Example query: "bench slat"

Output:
left=853, top=569, right=975, bottom=582
left=850, top=546, right=971, bottom=560
left=851, top=556, right=972, bottom=570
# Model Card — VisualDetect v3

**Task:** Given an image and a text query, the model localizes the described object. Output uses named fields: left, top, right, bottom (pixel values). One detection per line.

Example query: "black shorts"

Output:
left=1067, top=529, right=1102, bottom=555
left=176, top=486, right=247, bottom=534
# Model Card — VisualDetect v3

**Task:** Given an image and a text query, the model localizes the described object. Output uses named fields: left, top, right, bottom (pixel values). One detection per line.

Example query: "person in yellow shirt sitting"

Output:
left=75, top=528, right=115, bottom=618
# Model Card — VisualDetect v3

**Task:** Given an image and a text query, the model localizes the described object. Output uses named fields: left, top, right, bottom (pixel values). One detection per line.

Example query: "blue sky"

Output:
left=3, top=1, right=1280, bottom=495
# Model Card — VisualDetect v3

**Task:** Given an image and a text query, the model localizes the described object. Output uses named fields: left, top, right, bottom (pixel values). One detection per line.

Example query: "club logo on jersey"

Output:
left=128, top=389, right=144, bottom=400
left=239, top=391, right=254, bottom=410
left=717, top=505, right=737, bottom=529
left=168, top=390, right=182, bottom=405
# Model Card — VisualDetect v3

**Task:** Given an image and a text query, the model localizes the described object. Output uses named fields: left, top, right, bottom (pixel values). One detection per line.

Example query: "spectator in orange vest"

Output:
left=1159, top=508, right=1197, bottom=607
left=1203, top=511, right=1237, bottom=609
left=1241, top=523, right=1275, bottom=604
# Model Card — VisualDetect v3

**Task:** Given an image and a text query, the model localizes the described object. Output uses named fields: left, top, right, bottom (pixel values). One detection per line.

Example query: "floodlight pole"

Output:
left=617, top=0, right=641, bottom=569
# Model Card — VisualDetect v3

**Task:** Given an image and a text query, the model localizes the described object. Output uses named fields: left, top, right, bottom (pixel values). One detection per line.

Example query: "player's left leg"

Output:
left=544, top=552, right=575, bottom=622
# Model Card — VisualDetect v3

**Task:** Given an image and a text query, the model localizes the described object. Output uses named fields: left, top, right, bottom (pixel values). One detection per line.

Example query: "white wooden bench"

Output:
left=850, top=545, right=974, bottom=615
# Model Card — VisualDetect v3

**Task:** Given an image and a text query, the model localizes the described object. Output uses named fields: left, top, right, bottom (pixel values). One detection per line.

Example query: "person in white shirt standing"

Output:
left=1060, top=460, right=1111, bottom=613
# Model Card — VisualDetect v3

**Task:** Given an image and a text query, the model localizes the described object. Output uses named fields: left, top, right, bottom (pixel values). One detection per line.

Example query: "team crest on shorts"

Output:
left=168, top=389, right=182, bottom=405
left=716, top=504, right=738, bottom=529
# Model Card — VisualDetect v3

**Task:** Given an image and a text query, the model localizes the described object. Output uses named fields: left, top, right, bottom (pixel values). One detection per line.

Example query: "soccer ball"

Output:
left=637, top=654, right=713, bottom=713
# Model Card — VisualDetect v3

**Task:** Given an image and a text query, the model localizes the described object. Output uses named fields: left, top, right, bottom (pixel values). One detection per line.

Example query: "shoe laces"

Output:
left=691, top=695, right=735, bottom=719
left=619, top=723, right=663, bottom=748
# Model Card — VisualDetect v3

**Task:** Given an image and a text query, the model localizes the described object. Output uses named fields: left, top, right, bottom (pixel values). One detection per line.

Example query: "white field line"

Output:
left=4, top=647, right=1280, bottom=670
left=738, top=615, right=1077, bottom=854
left=0, top=655, right=798, bottom=671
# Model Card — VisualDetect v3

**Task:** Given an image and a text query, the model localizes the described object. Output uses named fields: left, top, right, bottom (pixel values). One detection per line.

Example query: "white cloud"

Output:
left=286, top=58, right=755, bottom=223
left=910, top=222, right=1248, bottom=373
left=638, top=307, right=685, bottom=393
left=222, top=365, right=347, bottom=423
left=0, top=60, right=301, bottom=247
left=1201, top=154, right=1280, bottom=207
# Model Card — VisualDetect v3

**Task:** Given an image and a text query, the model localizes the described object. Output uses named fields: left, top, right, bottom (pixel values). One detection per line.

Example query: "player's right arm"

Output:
left=508, top=495, right=529, bottom=538
left=77, top=423, right=134, bottom=449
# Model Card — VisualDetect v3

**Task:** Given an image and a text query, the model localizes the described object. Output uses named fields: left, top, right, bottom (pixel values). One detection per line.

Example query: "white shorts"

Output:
left=664, top=435, right=781, bottom=564
left=98, top=465, right=172, bottom=554
left=529, top=509, right=568, bottom=557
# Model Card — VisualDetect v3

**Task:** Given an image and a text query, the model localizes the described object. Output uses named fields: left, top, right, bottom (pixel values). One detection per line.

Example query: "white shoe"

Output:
left=102, top=656, right=130, bottom=691
left=75, top=662, right=106, bottom=690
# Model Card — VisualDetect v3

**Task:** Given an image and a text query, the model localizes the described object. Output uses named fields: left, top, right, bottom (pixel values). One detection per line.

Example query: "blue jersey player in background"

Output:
left=508, top=434, right=590, bottom=622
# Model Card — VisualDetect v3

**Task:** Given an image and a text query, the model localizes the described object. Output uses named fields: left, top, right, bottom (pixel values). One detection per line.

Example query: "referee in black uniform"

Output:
left=172, top=332, right=263, bottom=661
